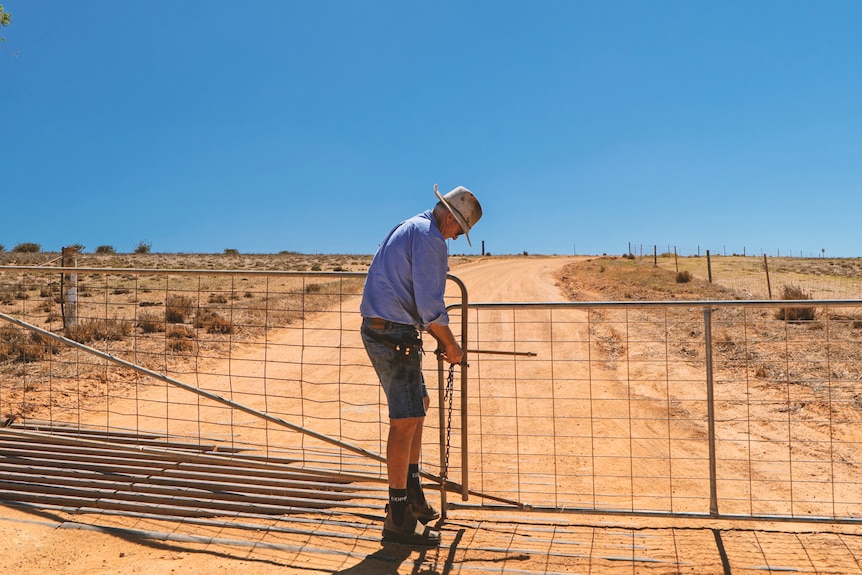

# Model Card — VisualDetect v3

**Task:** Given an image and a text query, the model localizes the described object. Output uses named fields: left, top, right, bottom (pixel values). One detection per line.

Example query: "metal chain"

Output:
left=443, top=363, right=455, bottom=483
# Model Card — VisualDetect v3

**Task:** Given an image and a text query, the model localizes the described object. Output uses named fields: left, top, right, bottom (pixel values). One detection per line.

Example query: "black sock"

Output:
left=389, top=488, right=408, bottom=525
left=407, top=464, right=426, bottom=505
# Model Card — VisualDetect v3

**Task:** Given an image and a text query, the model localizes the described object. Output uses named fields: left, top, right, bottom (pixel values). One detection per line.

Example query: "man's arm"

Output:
left=427, top=323, right=463, bottom=365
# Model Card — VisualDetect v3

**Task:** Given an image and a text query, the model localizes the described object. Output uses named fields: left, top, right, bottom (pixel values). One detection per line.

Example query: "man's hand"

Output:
left=427, top=323, right=464, bottom=365
left=440, top=340, right=464, bottom=365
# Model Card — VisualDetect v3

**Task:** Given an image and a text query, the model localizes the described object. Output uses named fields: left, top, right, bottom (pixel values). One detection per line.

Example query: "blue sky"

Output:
left=2, top=1, right=861, bottom=257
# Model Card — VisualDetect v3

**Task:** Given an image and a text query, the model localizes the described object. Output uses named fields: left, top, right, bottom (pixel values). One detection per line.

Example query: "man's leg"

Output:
left=406, top=396, right=439, bottom=521
left=383, top=416, right=440, bottom=545
left=387, top=416, right=421, bottom=489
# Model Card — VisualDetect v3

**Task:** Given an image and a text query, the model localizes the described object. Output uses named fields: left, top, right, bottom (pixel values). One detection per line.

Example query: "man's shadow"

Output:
left=333, top=527, right=464, bottom=575
left=333, top=541, right=427, bottom=575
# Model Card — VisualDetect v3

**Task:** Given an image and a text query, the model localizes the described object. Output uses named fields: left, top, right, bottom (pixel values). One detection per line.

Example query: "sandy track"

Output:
left=449, top=256, right=583, bottom=302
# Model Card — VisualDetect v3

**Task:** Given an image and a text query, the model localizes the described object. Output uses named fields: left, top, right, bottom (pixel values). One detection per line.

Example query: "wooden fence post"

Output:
left=61, top=246, right=78, bottom=328
left=706, top=250, right=713, bottom=283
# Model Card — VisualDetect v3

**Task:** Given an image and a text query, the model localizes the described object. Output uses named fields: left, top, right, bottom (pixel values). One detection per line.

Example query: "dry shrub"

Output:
left=195, top=309, right=234, bottom=334
left=137, top=311, right=164, bottom=334
left=676, top=270, right=692, bottom=283
left=194, top=309, right=215, bottom=329
left=0, top=286, right=15, bottom=305
left=207, top=293, right=228, bottom=304
left=167, top=325, right=196, bottom=339
left=166, top=294, right=195, bottom=323
left=167, top=338, right=195, bottom=352
left=65, top=318, right=132, bottom=343
left=167, top=324, right=196, bottom=352
left=775, top=285, right=815, bottom=322
left=12, top=242, right=41, bottom=253
left=0, top=325, right=57, bottom=362
left=206, top=314, right=234, bottom=334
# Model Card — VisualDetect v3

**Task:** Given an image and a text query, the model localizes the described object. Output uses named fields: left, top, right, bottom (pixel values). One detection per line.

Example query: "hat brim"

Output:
left=434, top=185, right=472, bottom=246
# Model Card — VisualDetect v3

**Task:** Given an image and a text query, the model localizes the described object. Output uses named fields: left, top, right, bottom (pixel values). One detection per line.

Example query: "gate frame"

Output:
left=450, top=297, right=862, bottom=525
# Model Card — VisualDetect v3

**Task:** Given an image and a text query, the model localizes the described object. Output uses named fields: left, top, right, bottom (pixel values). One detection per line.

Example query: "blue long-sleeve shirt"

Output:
left=360, top=209, right=449, bottom=330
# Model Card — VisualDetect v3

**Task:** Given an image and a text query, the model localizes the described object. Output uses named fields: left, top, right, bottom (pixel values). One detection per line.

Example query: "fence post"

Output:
left=763, top=254, right=772, bottom=299
left=703, top=307, right=719, bottom=515
left=61, top=246, right=78, bottom=328
left=706, top=250, right=713, bottom=283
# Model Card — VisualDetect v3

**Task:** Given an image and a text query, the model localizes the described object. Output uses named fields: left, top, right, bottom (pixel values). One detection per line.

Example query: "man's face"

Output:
left=441, top=211, right=465, bottom=241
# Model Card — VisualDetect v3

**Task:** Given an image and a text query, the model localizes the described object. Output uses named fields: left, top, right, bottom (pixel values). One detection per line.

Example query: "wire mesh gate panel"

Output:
left=0, top=267, right=414, bottom=481
left=453, top=300, right=862, bottom=523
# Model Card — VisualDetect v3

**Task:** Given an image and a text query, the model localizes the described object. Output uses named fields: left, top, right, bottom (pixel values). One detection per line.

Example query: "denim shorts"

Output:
left=361, top=318, right=428, bottom=419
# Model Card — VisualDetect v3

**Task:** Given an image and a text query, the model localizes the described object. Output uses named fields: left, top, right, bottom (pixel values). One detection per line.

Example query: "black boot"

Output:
left=382, top=504, right=441, bottom=546
left=407, top=464, right=440, bottom=523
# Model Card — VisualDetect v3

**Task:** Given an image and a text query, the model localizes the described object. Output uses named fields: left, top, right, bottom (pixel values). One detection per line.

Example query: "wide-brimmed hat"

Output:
left=434, top=184, right=483, bottom=246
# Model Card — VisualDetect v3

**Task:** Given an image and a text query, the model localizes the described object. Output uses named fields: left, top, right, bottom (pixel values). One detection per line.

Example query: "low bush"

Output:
left=207, top=293, right=228, bottom=304
left=195, top=309, right=234, bottom=334
left=166, top=294, right=195, bottom=323
left=775, top=284, right=815, bottom=322
left=206, top=314, right=234, bottom=334
left=0, top=325, right=57, bottom=362
left=167, top=325, right=196, bottom=339
left=166, top=325, right=196, bottom=352
left=676, top=270, right=692, bottom=283
left=12, top=242, right=41, bottom=253
left=65, top=318, right=132, bottom=343
left=137, top=312, right=164, bottom=334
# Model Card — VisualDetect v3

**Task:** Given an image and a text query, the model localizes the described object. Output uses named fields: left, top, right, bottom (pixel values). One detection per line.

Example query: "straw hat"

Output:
left=434, top=184, right=483, bottom=246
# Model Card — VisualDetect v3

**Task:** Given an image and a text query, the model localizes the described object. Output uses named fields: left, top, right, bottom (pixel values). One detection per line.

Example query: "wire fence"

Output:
left=625, top=243, right=832, bottom=260
left=453, top=300, right=862, bottom=524
left=626, top=250, right=862, bottom=300
left=0, top=266, right=392, bottom=478
left=2, top=264, right=862, bottom=524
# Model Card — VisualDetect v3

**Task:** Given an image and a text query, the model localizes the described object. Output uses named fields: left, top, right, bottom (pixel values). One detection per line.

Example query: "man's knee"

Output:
left=390, top=416, right=421, bottom=433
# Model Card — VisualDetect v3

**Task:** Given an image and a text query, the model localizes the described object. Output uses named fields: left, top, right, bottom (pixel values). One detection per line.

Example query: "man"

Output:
left=360, top=184, right=482, bottom=545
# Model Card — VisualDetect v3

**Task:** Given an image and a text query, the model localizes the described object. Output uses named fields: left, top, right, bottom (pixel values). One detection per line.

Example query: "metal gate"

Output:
left=447, top=298, right=862, bottom=525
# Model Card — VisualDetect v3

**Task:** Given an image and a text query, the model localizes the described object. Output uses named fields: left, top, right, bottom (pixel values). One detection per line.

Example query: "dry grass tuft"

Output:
left=775, top=284, right=815, bottom=322
left=65, top=318, right=132, bottom=343
left=166, top=294, right=195, bottom=324
left=137, top=311, right=164, bottom=334
left=0, top=325, right=57, bottom=362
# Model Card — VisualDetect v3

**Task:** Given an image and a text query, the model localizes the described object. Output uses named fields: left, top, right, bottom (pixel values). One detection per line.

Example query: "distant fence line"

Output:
left=625, top=243, right=833, bottom=259
left=611, top=245, right=862, bottom=301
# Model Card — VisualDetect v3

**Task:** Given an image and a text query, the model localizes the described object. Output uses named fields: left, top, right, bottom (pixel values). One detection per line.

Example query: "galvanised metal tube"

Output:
left=704, top=307, right=718, bottom=516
